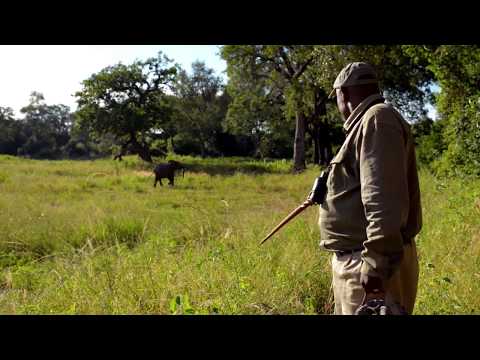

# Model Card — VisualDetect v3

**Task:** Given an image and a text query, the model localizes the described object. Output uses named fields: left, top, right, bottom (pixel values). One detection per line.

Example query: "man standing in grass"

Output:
left=317, top=62, right=422, bottom=315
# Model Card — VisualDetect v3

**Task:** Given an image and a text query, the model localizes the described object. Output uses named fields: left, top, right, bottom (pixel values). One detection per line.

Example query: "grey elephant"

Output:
left=153, top=160, right=185, bottom=187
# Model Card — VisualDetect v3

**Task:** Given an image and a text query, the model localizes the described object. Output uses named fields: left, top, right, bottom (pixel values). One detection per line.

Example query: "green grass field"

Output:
left=0, top=154, right=479, bottom=314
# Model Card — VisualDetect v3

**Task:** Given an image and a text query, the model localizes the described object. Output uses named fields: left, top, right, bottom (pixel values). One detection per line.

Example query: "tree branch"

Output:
left=278, top=47, right=296, bottom=77
left=293, top=57, right=314, bottom=80
left=255, top=52, right=291, bottom=80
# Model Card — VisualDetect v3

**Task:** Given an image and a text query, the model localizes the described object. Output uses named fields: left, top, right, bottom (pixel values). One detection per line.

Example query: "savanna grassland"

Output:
left=0, top=154, right=479, bottom=314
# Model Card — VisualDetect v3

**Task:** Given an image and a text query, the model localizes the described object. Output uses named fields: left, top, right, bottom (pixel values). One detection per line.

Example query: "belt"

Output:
left=334, top=238, right=413, bottom=257
left=335, top=248, right=363, bottom=257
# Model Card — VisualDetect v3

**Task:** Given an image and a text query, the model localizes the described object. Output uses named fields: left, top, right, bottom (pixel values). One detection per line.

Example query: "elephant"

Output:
left=153, top=160, right=185, bottom=187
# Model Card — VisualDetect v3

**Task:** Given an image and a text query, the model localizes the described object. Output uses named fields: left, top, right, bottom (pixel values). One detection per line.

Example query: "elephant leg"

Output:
left=169, top=176, right=174, bottom=186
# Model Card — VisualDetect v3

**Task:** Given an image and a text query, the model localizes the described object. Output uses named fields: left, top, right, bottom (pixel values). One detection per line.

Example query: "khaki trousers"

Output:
left=331, top=242, right=419, bottom=315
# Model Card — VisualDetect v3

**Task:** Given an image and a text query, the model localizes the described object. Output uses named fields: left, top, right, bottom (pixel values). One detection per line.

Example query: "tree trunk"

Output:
left=113, top=140, right=130, bottom=161
left=306, top=126, right=320, bottom=165
left=136, top=147, right=153, bottom=163
left=253, top=132, right=263, bottom=159
left=322, top=145, right=333, bottom=165
left=293, top=111, right=306, bottom=171
left=318, top=120, right=333, bottom=166
left=326, top=143, right=333, bottom=163
left=130, top=136, right=153, bottom=163
left=313, top=127, right=320, bottom=165
left=320, top=143, right=327, bottom=165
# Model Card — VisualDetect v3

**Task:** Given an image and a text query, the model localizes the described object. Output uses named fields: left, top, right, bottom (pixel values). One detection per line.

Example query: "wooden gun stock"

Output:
left=259, top=200, right=312, bottom=246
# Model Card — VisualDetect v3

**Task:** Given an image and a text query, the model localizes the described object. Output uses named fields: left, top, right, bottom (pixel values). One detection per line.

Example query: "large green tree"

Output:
left=224, top=71, right=287, bottom=158
left=0, top=106, right=20, bottom=155
left=221, top=45, right=316, bottom=171
left=172, top=61, right=226, bottom=157
left=17, top=92, right=72, bottom=159
left=75, top=52, right=177, bottom=163
left=222, top=45, right=435, bottom=170
left=403, top=45, right=480, bottom=175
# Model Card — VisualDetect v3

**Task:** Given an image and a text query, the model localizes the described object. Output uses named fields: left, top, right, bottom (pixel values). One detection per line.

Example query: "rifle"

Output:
left=259, top=199, right=313, bottom=245
left=259, top=168, right=330, bottom=246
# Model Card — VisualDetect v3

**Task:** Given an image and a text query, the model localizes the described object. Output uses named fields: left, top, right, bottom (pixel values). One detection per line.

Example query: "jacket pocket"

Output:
left=327, top=146, right=350, bottom=194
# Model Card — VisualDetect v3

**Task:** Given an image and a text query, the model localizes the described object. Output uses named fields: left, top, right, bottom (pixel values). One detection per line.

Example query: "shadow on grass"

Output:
left=122, top=156, right=320, bottom=177
left=181, top=159, right=292, bottom=176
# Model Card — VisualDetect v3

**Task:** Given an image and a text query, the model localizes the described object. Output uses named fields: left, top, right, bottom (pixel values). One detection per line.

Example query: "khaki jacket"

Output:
left=319, top=94, right=422, bottom=280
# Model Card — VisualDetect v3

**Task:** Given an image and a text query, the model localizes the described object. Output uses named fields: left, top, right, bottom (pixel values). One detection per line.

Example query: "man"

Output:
left=316, top=62, right=422, bottom=315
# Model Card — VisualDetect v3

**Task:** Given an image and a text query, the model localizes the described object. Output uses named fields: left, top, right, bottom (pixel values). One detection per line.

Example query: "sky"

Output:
left=0, top=45, right=227, bottom=117
left=0, top=45, right=438, bottom=120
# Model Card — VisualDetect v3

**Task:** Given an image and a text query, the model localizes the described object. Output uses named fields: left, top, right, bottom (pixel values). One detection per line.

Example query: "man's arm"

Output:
left=359, top=107, right=409, bottom=293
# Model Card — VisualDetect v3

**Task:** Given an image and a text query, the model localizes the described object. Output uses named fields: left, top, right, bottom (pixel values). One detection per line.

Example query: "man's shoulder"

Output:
left=362, top=103, right=408, bottom=132
left=364, top=102, right=395, bottom=118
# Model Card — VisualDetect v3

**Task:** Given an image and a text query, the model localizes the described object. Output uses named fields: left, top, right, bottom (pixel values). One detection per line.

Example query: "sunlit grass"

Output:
left=0, top=154, right=478, bottom=314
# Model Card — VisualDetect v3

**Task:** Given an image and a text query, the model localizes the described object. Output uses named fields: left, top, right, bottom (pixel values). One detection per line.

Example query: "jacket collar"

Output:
left=343, top=94, right=385, bottom=133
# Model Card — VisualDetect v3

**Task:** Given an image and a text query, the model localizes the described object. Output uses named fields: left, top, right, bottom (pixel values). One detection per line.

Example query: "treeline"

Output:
left=0, top=45, right=479, bottom=176
left=0, top=92, right=107, bottom=159
left=0, top=61, right=292, bottom=161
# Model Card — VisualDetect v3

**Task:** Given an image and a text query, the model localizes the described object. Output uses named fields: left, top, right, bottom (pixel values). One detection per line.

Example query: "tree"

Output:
left=62, top=114, right=114, bottom=159
left=404, top=45, right=480, bottom=175
left=221, top=45, right=315, bottom=171
left=17, top=92, right=72, bottom=159
left=224, top=78, right=285, bottom=158
left=0, top=106, right=21, bottom=155
left=172, top=61, right=226, bottom=157
left=222, top=45, right=436, bottom=170
left=304, top=87, right=330, bottom=165
left=412, top=116, right=447, bottom=166
left=75, top=52, right=177, bottom=163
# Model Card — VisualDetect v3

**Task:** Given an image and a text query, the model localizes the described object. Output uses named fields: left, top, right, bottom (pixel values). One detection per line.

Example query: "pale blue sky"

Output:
left=0, top=45, right=226, bottom=117
left=0, top=45, right=438, bottom=120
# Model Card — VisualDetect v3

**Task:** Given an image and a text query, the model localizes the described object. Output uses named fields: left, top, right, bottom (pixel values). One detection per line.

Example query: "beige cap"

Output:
left=328, top=62, right=378, bottom=99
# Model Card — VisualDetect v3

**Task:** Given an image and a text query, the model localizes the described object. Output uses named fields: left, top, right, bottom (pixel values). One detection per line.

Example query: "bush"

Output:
left=415, top=118, right=448, bottom=167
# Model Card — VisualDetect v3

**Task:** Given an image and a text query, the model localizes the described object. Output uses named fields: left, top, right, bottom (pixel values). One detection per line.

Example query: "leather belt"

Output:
left=335, top=248, right=363, bottom=257
left=334, top=238, right=413, bottom=257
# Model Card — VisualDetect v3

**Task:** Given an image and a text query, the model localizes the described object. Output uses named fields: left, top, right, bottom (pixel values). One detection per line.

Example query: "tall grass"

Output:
left=0, top=154, right=478, bottom=314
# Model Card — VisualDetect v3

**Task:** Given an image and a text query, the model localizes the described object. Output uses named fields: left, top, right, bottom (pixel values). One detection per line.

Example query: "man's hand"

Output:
left=356, top=275, right=409, bottom=315
left=361, top=275, right=386, bottom=301
left=355, top=275, right=387, bottom=314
